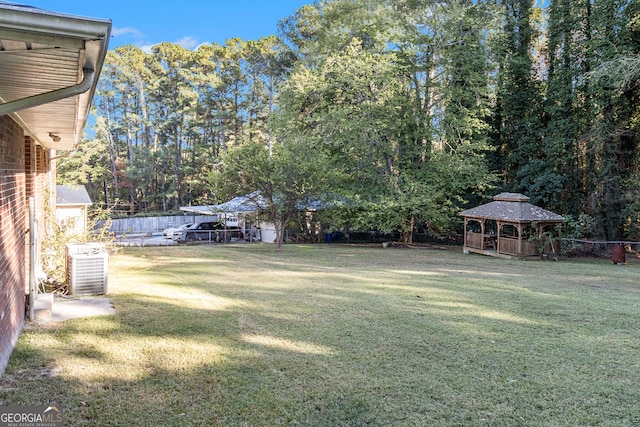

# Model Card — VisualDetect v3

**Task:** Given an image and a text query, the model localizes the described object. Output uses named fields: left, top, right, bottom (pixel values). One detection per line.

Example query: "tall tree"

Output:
left=276, top=0, right=494, bottom=241
left=541, top=0, right=639, bottom=239
left=78, top=0, right=640, bottom=243
left=541, top=0, right=590, bottom=214
left=439, top=1, right=493, bottom=152
left=149, top=42, right=199, bottom=211
left=581, top=0, right=640, bottom=239
left=493, top=0, right=546, bottom=199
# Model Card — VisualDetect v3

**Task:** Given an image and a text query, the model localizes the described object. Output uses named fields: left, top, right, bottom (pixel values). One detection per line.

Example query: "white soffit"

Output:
left=0, top=2, right=111, bottom=150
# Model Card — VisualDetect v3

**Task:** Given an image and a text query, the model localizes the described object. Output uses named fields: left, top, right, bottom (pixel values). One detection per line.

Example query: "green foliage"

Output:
left=80, top=0, right=640, bottom=241
left=561, top=213, right=601, bottom=240
left=493, top=0, right=546, bottom=196
left=57, top=135, right=111, bottom=204
left=621, top=172, right=640, bottom=240
left=276, top=4, right=495, bottom=241
left=538, top=0, right=640, bottom=240
left=87, top=37, right=293, bottom=214
left=212, top=137, right=332, bottom=251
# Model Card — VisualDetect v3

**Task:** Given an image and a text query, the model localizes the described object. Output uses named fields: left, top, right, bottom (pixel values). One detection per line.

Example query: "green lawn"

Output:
left=2, top=244, right=640, bottom=426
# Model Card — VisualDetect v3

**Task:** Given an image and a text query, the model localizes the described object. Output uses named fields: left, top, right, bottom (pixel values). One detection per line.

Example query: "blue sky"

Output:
left=24, top=1, right=311, bottom=50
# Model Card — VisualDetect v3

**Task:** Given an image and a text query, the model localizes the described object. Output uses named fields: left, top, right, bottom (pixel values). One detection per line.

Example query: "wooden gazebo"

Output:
left=459, top=193, right=564, bottom=259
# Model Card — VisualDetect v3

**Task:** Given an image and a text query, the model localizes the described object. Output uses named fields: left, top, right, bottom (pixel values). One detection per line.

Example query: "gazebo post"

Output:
left=463, top=218, right=468, bottom=248
left=538, top=222, right=544, bottom=255
left=480, top=219, right=486, bottom=250
left=516, top=223, right=523, bottom=256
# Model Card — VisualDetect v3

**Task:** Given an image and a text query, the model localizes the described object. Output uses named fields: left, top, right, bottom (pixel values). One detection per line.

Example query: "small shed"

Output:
left=459, top=193, right=564, bottom=259
left=56, top=185, right=92, bottom=234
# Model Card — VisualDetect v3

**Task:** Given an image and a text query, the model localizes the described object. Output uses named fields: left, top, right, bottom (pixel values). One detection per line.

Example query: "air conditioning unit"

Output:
left=66, top=243, right=108, bottom=295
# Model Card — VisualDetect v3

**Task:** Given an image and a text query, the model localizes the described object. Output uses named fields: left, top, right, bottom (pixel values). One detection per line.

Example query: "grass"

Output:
left=1, top=244, right=640, bottom=426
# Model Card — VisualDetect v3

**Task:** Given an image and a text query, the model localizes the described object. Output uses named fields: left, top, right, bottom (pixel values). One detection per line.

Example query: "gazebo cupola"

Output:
left=459, top=193, right=565, bottom=259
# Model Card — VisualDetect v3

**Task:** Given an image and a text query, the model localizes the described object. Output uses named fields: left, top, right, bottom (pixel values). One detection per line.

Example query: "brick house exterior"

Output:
left=0, top=3, right=110, bottom=374
left=0, top=117, right=51, bottom=372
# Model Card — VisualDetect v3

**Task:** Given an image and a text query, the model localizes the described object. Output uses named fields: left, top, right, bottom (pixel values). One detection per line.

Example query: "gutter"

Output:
left=0, top=4, right=112, bottom=42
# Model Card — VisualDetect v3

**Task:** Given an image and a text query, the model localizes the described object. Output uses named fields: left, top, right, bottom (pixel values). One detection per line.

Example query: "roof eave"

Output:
left=460, top=212, right=565, bottom=223
left=57, top=202, right=92, bottom=207
left=0, top=3, right=111, bottom=150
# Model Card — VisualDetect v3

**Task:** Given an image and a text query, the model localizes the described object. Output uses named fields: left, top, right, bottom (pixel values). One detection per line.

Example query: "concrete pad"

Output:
left=34, top=293, right=54, bottom=322
left=50, top=296, right=115, bottom=322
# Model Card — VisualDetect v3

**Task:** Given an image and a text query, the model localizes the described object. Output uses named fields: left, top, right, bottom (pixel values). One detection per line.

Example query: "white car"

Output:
left=163, top=223, right=193, bottom=239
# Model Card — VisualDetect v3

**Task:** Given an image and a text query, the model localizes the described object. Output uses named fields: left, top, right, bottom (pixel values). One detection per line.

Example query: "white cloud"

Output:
left=111, top=26, right=144, bottom=39
left=194, top=41, right=211, bottom=51
left=140, top=44, right=155, bottom=54
left=174, top=36, right=199, bottom=50
left=114, top=34, right=203, bottom=53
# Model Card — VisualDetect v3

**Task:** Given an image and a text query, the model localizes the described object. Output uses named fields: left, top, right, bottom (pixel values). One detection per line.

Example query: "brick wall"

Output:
left=0, top=116, right=27, bottom=374
left=28, top=141, right=50, bottom=259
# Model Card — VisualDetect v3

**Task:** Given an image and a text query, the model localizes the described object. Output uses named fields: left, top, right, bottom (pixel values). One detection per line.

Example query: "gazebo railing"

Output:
left=467, top=232, right=559, bottom=257
left=465, top=232, right=484, bottom=249
left=466, top=232, right=497, bottom=250
left=500, top=237, right=557, bottom=257
left=499, top=237, right=518, bottom=256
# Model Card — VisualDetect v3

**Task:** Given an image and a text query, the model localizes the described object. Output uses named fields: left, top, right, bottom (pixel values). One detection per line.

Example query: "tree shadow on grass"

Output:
left=0, top=295, right=380, bottom=425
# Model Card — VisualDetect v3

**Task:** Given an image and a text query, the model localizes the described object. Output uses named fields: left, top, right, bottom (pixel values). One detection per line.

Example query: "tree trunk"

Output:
left=408, top=215, right=415, bottom=244
left=103, top=180, right=110, bottom=209
left=104, top=98, right=119, bottom=205
left=274, top=220, right=284, bottom=252
left=126, top=119, right=135, bottom=215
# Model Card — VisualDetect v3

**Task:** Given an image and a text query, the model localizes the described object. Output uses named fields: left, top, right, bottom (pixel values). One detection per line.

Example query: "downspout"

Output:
left=0, top=68, right=95, bottom=116
left=28, top=197, right=37, bottom=321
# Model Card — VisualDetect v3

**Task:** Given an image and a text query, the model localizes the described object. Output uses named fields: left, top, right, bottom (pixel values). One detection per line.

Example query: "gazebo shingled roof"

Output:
left=459, top=192, right=564, bottom=223
left=459, top=193, right=564, bottom=259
